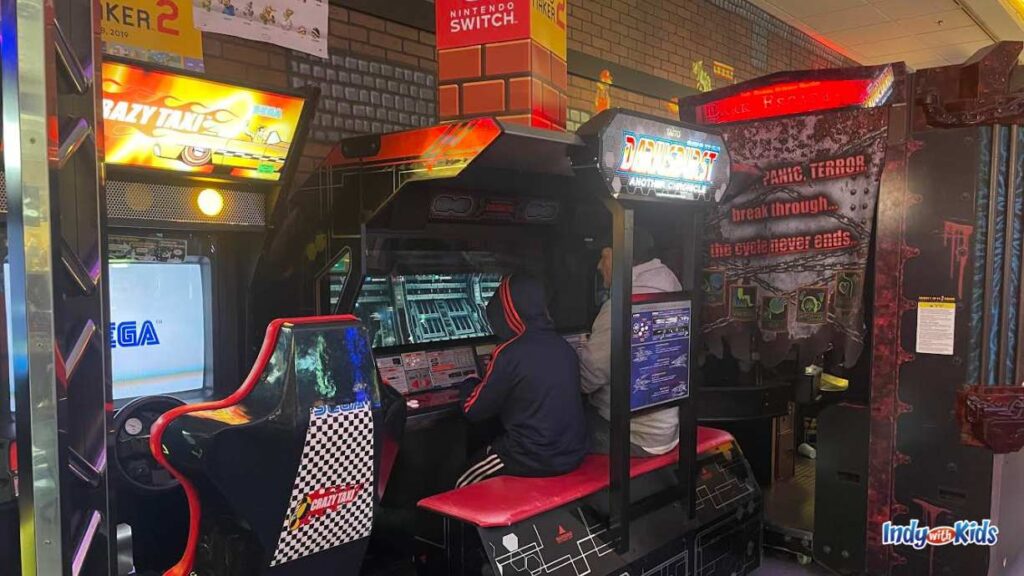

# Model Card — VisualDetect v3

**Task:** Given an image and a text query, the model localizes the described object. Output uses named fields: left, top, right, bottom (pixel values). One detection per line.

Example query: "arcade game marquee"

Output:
left=0, top=58, right=317, bottom=573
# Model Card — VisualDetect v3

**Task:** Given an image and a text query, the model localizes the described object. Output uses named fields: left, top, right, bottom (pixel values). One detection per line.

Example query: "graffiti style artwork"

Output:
left=703, top=108, right=888, bottom=366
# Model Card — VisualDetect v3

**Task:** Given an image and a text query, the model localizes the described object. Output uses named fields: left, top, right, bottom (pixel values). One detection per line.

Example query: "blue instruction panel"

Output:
left=630, top=299, right=691, bottom=411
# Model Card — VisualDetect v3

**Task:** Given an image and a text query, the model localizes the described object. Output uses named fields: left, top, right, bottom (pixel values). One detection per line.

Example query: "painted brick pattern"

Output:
left=439, top=40, right=568, bottom=130
left=565, top=74, right=676, bottom=121
left=290, top=52, right=437, bottom=143
left=198, top=1, right=856, bottom=184
left=202, top=7, right=438, bottom=183
left=567, top=0, right=857, bottom=95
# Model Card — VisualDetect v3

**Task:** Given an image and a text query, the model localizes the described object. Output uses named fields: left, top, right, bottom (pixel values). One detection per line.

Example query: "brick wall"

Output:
left=201, top=5, right=438, bottom=185
left=438, top=39, right=568, bottom=129
left=564, top=0, right=859, bottom=126
left=197, top=0, right=858, bottom=183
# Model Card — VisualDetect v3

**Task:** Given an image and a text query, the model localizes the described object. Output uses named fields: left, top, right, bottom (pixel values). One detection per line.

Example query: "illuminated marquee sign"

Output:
left=693, top=65, right=894, bottom=125
left=593, top=112, right=730, bottom=202
left=618, top=133, right=720, bottom=198
left=102, top=61, right=307, bottom=181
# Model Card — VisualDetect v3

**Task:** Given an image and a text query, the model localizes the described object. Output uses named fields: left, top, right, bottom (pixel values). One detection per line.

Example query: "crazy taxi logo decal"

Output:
left=288, top=483, right=366, bottom=532
left=101, top=61, right=305, bottom=181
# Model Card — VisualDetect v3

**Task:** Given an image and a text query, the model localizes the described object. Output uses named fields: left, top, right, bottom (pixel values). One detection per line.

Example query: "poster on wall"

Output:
left=192, top=0, right=327, bottom=58
left=702, top=108, right=888, bottom=367
left=101, top=61, right=306, bottom=181
left=100, top=0, right=204, bottom=71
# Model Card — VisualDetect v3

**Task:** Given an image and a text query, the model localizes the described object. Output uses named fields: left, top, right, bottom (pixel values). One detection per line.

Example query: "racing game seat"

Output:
left=151, top=316, right=387, bottom=576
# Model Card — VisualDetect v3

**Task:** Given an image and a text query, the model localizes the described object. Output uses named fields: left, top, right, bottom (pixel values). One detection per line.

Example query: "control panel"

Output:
left=376, top=332, right=590, bottom=415
left=376, top=346, right=479, bottom=395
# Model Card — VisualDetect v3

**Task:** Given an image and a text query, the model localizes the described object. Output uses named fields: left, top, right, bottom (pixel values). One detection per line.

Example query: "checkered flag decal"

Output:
left=270, top=406, right=374, bottom=566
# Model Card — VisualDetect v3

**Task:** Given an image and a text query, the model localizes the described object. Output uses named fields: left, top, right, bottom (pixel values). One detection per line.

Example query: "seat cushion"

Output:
left=417, top=426, right=734, bottom=527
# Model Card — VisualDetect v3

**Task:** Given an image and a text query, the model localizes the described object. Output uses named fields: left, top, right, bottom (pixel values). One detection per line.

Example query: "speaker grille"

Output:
left=106, top=181, right=265, bottom=227
left=0, top=176, right=264, bottom=228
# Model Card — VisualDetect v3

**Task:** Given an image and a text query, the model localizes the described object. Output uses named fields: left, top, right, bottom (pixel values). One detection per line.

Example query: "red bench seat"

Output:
left=417, top=426, right=735, bottom=528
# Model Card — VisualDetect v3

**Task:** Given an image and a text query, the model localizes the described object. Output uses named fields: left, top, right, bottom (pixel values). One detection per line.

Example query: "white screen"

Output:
left=6, top=261, right=210, bottom=407
left=108, top=262, right=207, bottom=399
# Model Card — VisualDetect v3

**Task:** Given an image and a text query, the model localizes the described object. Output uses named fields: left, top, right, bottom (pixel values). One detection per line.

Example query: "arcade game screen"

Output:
left=5, top=260, right=210, bottom=405
left=356, top=273, right=500, bottom=395
left=106, top=262, right=209, bottom=399
left=354, top=273, right=502, bottom=348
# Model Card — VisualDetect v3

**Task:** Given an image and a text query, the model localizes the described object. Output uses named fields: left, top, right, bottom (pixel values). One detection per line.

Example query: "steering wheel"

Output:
left=112, top=395, right=186, bottom=493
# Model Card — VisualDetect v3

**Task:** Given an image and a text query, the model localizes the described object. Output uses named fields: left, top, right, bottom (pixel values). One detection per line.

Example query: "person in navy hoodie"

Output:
left=456, top=274, right=587, bottom=487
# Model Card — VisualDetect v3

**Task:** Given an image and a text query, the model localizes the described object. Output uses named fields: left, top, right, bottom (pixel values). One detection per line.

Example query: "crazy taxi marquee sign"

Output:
left=101, top=61, right=306, bottom=181
left=599, top=112, right=730, bottom=202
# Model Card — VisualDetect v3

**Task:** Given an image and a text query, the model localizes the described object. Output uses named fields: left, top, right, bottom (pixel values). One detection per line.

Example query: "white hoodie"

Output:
left=579, top=258, right=683, bottom=454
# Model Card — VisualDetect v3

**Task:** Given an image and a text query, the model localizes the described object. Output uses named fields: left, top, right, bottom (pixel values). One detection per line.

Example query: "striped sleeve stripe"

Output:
left=463, top=275, right=525, bottom=412
left=499, top=278, right=525, bottom=334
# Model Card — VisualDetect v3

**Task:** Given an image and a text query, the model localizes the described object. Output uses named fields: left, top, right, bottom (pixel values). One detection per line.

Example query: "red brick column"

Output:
left=435, top=0, right=568, bottom=131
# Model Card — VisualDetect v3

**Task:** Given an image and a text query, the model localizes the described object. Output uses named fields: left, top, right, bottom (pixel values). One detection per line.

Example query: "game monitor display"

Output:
left=354, top=273, right=502, bottom=348
left=106, top=262, right=210, bottom=399
left=5, top=260, right=211, bottom=406
left=630, top=297, right=691, bottom=411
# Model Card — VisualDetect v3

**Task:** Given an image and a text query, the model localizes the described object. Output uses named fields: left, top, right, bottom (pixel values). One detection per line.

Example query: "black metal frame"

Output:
left=602, top=199, right=708, bottom=550
left=310, top=109, right=730, bottom=556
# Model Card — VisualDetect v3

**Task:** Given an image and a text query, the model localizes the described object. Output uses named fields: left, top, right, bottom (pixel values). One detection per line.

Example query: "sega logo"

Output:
left=109, top=321, right=160, bottom=349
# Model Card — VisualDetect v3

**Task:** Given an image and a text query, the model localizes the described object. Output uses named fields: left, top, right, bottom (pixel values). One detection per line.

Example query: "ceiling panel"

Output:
left=870, top=0, right=959, bottom=19
left=802, top=6, right=889, bottom=33
left=749, top=0, right=1024, bottom=69
left=767, top=0, right=868, bottom=18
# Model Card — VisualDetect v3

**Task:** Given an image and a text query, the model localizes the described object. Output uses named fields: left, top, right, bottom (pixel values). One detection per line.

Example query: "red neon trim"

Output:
left=8, top=440, right=16, bottom=475
left=150, top=315, right=358, bottom=576
left=695, top=78, right=874, bottom=125
left=325, top=118, right=502, bottom=169
left=54, top=345, right=67, bottom=390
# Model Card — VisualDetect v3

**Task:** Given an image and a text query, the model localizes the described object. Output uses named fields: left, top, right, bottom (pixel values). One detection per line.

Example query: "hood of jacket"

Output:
left=486, top=274, right=553, bottom=341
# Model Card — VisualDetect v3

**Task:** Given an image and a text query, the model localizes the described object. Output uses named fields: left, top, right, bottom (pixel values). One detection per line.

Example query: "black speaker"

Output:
left=814, top=403, right=868, bottom=575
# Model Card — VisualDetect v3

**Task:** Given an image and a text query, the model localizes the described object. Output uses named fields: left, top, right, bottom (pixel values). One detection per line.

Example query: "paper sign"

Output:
left=192, top=0, right=328, bottom=58
left=100, top=0, right=205, bottom=71
left=916, top=298, right=956, bottom=355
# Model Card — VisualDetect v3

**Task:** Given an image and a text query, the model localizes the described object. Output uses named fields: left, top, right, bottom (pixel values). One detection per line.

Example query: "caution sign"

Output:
left=916, top=297, right=956, bottom=356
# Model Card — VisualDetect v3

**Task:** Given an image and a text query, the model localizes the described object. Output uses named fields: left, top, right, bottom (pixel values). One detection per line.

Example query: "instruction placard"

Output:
left=916, top=297, right=956, bottom=356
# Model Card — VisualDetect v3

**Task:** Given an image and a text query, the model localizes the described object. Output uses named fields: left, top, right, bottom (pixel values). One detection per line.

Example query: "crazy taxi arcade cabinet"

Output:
left=0, top=59, right=316, bottom=574
left=680, top=43, right=1024, bottom=576
left=100, top=60, right=318, bottom=574
left=257, top=104, right=763, bottom=575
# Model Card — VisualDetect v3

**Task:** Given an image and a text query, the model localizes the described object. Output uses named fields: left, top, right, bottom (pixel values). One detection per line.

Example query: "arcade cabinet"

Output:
left=0, top=59, right=316, bottom=574
left=679, top=42, right=1024, bottom=575
left=251, top=110, right=763, bottom=576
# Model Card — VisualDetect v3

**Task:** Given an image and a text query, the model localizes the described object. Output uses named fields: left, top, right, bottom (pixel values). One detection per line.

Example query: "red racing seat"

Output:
left=150, top=316, right=385, bottom=576
left=418, top=426, right=734, bottom=527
